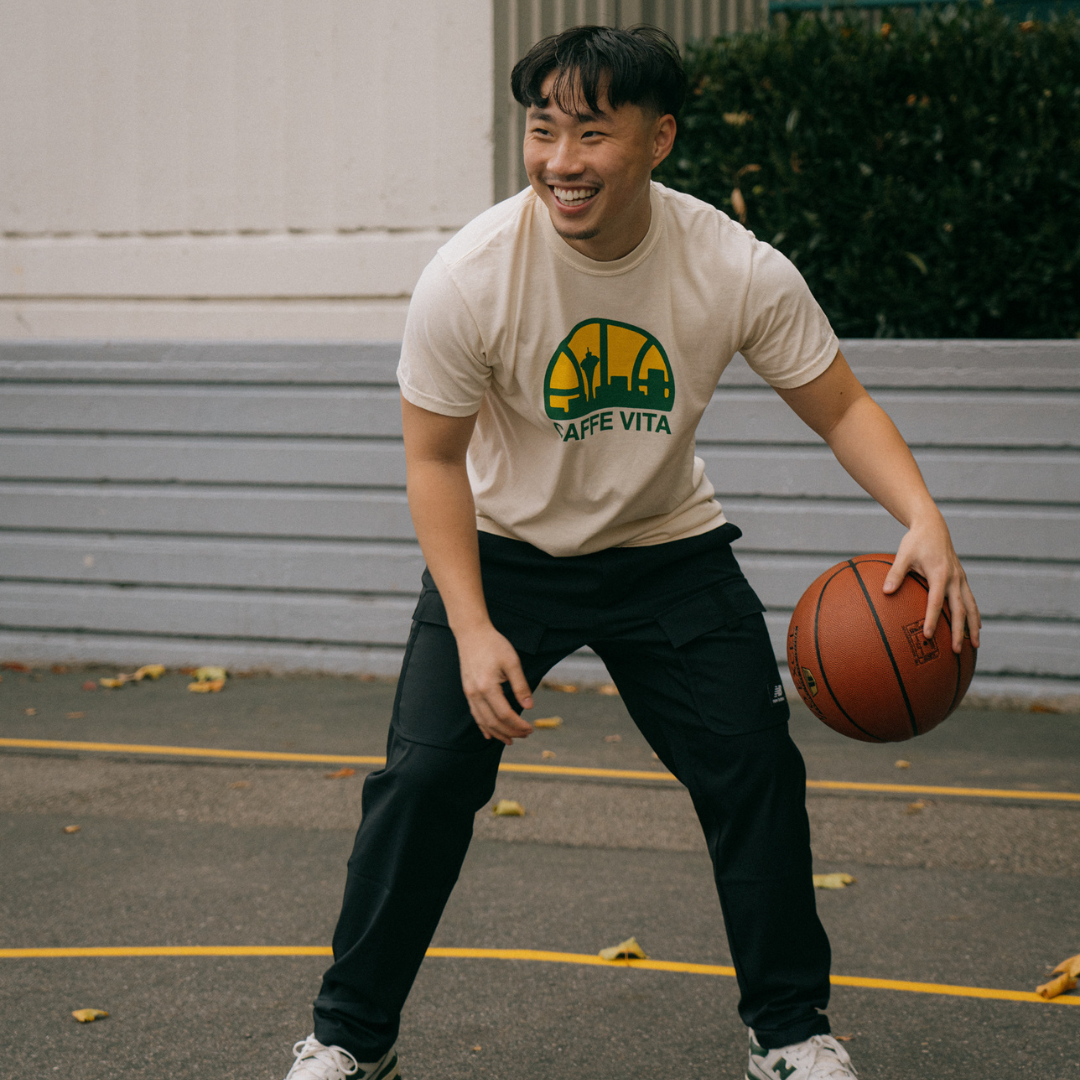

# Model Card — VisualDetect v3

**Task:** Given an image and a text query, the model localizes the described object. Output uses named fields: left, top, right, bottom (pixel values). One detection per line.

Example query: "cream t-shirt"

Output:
left=398, top=182, right=838, bottom=557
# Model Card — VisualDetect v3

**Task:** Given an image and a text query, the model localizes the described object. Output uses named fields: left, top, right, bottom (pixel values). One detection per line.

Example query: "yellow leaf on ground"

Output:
left=813, top=873, right=856, bottom=890
left=492, top=799, right=525, bottom=816
left=66, top=712, right=84, bottom=719
left=906, top=801, right=926, bottom=814
left=25, top=707, right=36, bottom=715
left=598, top=684, right=619, bottom=696
left=599, top=936, right=649, bottom=961
left=192, top=666, right=227, bottom=682
left=1052, top=953, right=1080, bottom=979
left=324, top=768, right=356, bottom=780
left=533, top=716, right=563, bottom=729
left=541, top=750, right=557, bottom=760
left=188, top=678, right=225, bottom=693
left=98, top=677, right=128, bottom=689
left=72, top=1009, right=108, bottom=1023
left=63, top=825, right=80, bottom=834
left=132, top=664, right=165, bottom=681
left=543, top=681, right=578, bottom=693
left=895, top=760, right=912, bottom=769
left=1037, top=973, right=1078, bottom=1000
left=605, top=734, right=622, bottom=743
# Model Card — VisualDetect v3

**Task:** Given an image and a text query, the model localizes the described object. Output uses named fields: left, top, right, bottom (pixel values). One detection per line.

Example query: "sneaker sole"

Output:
left=370, top=1051, right=399, bottom=1080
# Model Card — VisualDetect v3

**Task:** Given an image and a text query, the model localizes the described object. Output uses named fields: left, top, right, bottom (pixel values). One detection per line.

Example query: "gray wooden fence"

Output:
left=1, top=340, right=1078, bottom=703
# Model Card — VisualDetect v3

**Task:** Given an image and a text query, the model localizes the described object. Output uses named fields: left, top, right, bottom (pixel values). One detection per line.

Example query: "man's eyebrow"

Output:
left=529, top=106, right=610, bottom=124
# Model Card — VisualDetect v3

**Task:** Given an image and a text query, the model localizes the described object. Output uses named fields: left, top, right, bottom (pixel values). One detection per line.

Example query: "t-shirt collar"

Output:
left=536, top=182, right=664, bottom=275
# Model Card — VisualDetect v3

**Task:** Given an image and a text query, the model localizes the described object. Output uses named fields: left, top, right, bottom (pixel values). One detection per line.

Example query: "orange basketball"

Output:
left=786, top=554, right=976, bottom=742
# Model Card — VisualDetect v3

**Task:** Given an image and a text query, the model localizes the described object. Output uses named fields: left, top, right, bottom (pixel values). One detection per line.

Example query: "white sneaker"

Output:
left=746, top=1030, right=859, bottom=1079
left=284, top=1034, right=400, bottom=1080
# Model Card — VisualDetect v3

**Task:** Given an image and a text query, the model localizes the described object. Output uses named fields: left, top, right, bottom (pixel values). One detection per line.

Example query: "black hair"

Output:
left=511, top=24, right=687, bottom=120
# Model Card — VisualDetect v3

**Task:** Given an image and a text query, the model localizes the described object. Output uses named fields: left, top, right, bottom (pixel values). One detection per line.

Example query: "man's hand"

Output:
left=455, top=624, right=535, bottom=745
left=885, top=512, right=981, bottom=653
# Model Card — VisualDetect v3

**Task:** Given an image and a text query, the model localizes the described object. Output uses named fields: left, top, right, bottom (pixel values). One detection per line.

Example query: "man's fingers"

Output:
left=883, top=550, right=911, bottom=594
left=506, top=662, right=534, bottom=713
left=922, top=581, right=944, bottom=641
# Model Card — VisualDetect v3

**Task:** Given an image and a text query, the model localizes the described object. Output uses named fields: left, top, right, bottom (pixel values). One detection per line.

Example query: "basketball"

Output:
left=786, top=554, right=977, bottom=742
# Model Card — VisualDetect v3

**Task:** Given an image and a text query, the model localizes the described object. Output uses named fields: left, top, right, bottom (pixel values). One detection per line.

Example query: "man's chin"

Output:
left=552, top=222, right=601, bottom=242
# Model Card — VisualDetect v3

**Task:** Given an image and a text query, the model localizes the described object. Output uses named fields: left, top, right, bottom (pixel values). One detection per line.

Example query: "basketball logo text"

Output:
left=903, top=620, right=940, bottom=665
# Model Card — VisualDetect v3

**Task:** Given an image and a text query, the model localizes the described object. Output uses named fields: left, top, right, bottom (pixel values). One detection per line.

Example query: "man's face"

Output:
left=523, top=71, right=675, bottom=262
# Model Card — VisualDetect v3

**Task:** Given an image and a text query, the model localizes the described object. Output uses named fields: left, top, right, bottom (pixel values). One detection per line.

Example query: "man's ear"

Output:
left=651, top=114, right=677, bottom=169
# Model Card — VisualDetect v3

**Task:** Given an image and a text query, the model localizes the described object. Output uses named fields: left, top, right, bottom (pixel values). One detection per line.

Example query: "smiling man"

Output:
left=281, top=25, right=979, bottom=1080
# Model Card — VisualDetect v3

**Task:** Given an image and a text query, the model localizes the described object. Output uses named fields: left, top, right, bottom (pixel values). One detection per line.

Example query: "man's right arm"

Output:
left=401, top=396, right=534, bottom=744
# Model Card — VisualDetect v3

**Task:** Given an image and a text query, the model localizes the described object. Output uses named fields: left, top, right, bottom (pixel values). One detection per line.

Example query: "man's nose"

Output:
left=547, top=136, right=584, bottom=177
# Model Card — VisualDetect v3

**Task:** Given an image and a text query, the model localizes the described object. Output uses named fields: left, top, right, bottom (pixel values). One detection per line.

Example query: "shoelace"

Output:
left=802, top=1035, right=857, bottom=1079
left=290, top=1035, right=360, bottom=1079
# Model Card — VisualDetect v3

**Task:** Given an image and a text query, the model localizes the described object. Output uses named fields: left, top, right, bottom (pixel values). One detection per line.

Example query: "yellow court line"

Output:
left=1, top=945, right=1075, bottom=1007
left=3, top=736, right=1079, bottom=803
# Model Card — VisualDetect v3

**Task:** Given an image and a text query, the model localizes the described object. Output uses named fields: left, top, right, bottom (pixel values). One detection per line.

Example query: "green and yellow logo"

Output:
left=544, top=319, right=674, bottom=421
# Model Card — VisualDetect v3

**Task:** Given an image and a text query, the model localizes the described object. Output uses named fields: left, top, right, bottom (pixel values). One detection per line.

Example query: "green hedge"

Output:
left=655, top=5, right=1080, bottom=338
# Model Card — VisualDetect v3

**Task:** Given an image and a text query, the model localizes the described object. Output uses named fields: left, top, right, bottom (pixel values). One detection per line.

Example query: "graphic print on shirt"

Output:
left=544, top=319, right=674, bottom=443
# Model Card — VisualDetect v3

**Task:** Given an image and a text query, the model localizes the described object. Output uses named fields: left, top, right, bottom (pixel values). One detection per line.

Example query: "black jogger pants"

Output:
left=312, top=526, right=832, bottom=1059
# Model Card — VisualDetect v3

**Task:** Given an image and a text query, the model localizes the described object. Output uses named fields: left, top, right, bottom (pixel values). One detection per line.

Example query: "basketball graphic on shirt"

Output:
left=544, top=319, right=674, bottom=421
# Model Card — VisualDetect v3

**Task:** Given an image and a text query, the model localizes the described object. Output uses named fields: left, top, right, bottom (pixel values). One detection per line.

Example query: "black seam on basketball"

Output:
left=849, top=560, right=919, bottom=738
left=813, top=565, right=884, bottom=741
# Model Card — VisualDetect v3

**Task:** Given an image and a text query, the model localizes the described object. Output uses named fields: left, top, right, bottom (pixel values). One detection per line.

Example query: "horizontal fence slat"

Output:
left=0, top=435, right=406, bottom=487
left=0, top=386, right=403, bottom=437
left=0, top=342, right=401, bottom=385
left=723, top=499, right=1080, bottom=562
left=0, top=581, right=1072, bottom=678
left=3, top=534, right=1075, bottom=620
left=3, top=486, right=1078, bottom=559
left=4, top=436, right=1079, bottom=506
left=4, top=385, right=1078, bottom=448
left=721, top=342, right=1080, bottom=390
left=0, top=533, right=425, bottom=595
left=0, top=484, right=414, bottom=541
left=0, top=582, right=415, bottom=646
left=700, top=390, right=1080, bottom=447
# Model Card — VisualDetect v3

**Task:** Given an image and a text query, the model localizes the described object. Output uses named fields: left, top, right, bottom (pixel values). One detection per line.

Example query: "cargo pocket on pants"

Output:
left=656, top=580, right=790, bottom=736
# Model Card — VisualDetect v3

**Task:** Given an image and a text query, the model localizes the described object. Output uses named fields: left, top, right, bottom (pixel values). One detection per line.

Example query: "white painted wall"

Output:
left=0, top=0, right=494, bottom=339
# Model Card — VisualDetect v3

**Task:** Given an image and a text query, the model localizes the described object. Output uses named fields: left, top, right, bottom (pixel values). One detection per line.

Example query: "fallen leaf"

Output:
left=813, top=873, right=856, bottom=890
left=324, top=768, right=356, bottom=780
left=82, top=680, right=97, bottom=691
left=99, top=677, right=128, bottom=689
left=179, top=666, right=198, bottom=675
left=835, top=1034, right=854, bottom=1042
left=51, top=664, right=69, bottom=674
left=492, top=799, right=525, bottom=816
left=541, top=750, right=557, bottom=760
left=63, top=825, right=81, bottom=834
left=604, top=734, right=622, bottom=743
left=1030, top=702, right=1063, bottom=714
left=188, top=678, right=225, bottom=693
left=25, top=707, right=36, bottom=716
left=192, top=666, right=227, bottom=682
left=543, top=681, right=578, bottom=693
left=598, top=684, right=619, bottom=696
left=533, top=716, right=563, bottom=729
left=72, top=1009, right=108, bottom=1023
left=230, top=781, right=250, bottom=789
left=132, top=664, right=165, bottom=681
left=471, top=1045, right=482, bottom=1052
left=906, top=801, right=926, bottom=814
left=1037, top=973, right=1078, bottom=1000
left=1052, top=953, right=1080, bottom=979
left=895, top=759, right=912, bottom=769
left=599, top=936, right=648, bottom=961
left=66, top=712, right=85, bottom=719
left=731, top=187, right=748, bottom=223
left=1, top=661, right=31, bottom=672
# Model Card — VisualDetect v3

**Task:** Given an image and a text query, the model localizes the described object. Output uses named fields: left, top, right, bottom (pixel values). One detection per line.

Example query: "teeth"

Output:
left=553, top=187, right=597, bottom=205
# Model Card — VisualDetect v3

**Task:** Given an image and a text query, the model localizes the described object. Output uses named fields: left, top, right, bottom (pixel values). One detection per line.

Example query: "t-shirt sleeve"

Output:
left=737, top=240, right=839, bottom=389
left=397, top=255, right=491, bottom=417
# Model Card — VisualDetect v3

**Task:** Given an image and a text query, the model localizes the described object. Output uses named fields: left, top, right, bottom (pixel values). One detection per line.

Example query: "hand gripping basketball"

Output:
left=786, top=554, right=977, bottom=742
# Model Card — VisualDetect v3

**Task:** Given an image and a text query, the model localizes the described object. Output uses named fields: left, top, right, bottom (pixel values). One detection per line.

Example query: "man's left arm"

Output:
left=775, top=349, right=981, bottom=652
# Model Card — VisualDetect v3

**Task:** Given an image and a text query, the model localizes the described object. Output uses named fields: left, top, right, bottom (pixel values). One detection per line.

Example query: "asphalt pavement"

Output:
left=2, top=665, right=1079, bottom=1079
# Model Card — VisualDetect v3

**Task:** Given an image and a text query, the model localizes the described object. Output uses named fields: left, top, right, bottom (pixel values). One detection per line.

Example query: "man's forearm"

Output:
left=406, top=458, right=493, bottom=636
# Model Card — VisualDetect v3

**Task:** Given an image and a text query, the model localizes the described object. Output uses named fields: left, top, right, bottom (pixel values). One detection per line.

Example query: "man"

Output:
left=283, top=25, right=980, bottom=1080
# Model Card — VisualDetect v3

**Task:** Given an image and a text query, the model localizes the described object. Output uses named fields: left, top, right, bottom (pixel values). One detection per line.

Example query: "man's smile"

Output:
left=550, top=185, right=599, bottom=208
